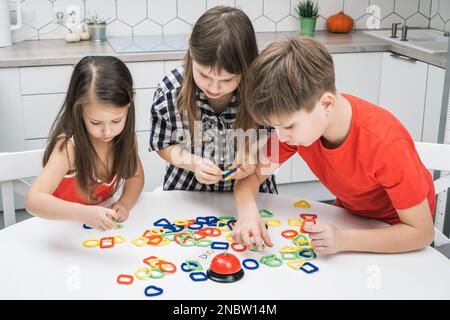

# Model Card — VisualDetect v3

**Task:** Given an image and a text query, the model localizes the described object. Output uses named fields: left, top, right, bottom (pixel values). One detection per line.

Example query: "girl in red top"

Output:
left=26, top=56, right=144, bottom=231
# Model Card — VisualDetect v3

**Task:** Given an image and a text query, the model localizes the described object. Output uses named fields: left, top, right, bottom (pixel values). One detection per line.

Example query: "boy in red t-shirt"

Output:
left=232, top=37, right=435, bottom=254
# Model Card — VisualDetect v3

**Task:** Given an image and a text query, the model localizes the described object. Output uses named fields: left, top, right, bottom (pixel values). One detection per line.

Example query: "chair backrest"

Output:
left=415, top=142, right=450, bottom=172
left=0, top=149, right=45, bottom=182
left=415, top=142, right=450, bottom=246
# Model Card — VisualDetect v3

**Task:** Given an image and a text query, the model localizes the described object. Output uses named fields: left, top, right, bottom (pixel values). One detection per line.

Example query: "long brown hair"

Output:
left=177, top=6, right=259, bottom=140
left=43, top=56, right=138, bottom=200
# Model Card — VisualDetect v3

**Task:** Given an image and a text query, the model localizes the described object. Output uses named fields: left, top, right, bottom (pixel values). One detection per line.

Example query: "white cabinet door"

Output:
left=333, top=52, right=383, bottom=105
left=0, top=68, right=26, bottom=152
left=126, top=61, right=164, bottom=89
left=379, top=52, right=428, bottom=141
left=136, top=131, right=166, bottom=192
left=22, top=94, right=65, bottom=140
left=20, top=65, right=73, bottom=95
left=135, top=88, right=155, bottom=132
left=422, top=65, right=445, bottom=143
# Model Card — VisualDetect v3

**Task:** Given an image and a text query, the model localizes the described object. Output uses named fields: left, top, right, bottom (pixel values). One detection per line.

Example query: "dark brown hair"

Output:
left=177, top=6, right=259, bottom=139
left=43, top=56, right=137, bottom=200
left=244, top=37, right=336, bottom=128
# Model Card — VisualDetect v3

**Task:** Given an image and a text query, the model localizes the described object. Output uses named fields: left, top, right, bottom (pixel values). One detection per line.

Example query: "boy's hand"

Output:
left=231, top=211, right=273, bottom=251
left=82, top=206, right=121, bottom=232
left=109, top=201, right=129, bottom=223
left=225, top=163, right=256, bottom=180
left=194, top=158, right=222, bottom=185
left=304, top=223, right=347, bottom=254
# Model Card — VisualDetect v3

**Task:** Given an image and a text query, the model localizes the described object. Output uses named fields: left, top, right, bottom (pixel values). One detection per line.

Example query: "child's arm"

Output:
left=26, top=140, right=120, bottom=231
left=306, top=198, right=435, bottom=254
left=232, top=161, right=280, bottom=251
left=110, top=155, right=145, bottom=222
left=157, top=145, right=222, bottom=184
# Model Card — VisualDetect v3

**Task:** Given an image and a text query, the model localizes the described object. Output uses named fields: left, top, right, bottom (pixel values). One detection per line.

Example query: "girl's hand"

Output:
left=194, top=158, right=222, bottom=185
left=231, top=210, right=273, bottom=252
left=82, top=206, right=121, bottom=232
left=304, top=223, right=347, bottom=254
left=225, top=163, right=256, bottom=180
left=109, top=202, right=129, bottom=223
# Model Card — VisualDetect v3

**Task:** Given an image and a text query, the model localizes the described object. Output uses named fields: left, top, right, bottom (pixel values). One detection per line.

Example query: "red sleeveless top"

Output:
left=52, top=173, right=117, bottom=205
left=51, top=136, right=118, bottom=205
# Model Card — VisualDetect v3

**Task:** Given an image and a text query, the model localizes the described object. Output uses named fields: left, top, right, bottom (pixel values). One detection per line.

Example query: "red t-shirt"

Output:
left=267, top=94, right=435, bottom=225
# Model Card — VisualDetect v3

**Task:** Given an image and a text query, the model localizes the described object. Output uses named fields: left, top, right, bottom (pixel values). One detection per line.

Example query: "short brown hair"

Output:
left=245, top=37, right=336, bottom=127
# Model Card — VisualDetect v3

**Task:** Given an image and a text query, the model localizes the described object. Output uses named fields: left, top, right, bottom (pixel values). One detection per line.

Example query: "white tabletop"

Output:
left=1, top=191, right=449, bottom=300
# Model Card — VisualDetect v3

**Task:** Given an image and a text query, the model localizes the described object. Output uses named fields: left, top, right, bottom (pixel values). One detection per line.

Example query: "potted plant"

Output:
left=85, top=13, right=111, bottom=42
left=295, top=0, right=319, bottom=37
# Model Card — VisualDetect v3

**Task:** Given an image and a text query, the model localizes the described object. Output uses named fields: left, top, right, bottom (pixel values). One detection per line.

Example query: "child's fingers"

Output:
left=102, top=217, right=118, bottom=230
left=241, top=231, right=255, bottom=249
left=261, top=227, right=273, bottom=247
left=308, top=232, right=325, bottom=241
left=202, top=165, right=222, bottom=177
left=303, top=223, right=326, bottom=233
left=203, top=159, right=222, bottom=175
left=251, top=230, right=264, bottom=251
left=311, top=239, right=326, bottom=248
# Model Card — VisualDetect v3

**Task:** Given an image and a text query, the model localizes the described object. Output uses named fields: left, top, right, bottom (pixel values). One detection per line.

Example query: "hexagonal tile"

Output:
left=236, top=0, right=263, bottom=21
left=395, top=0, right=419, bottom=20
left=439, top=0, right=450, bottom=22
left=117, top=0, right=147, bottom=26
left=370, top=0, right=395, bottom=19
left=106, top=19, right=132, bottom=37
left=12, top=23, right=38, bottom=42
left=84, top=0, right=117, bottom=23
left=148, top=0, right=176, bottom=25
left=430, top=14, right=445, bottom=30
left=276, top=14, right=299, bottom=32
left=355, top=14, right=371, bottom=29
left=252, top=15, right=276, bottom=32
left=418, top=0, right=432, bottom=17
left=39, top=22, right=66, bottom=39
left=264, top=0, right=290, bottom=23
left=317, top=0, right=343, bottom=19
left=430, top=0, right=439, bottom=17
left=21, top=0, right=53, bottom=29
left=406, top=12, right=430, bottom=28
left=133, top=19, right=162, bottom=36
left=52, top=0, right=85, bottom=21
left=207, top=0, right=236, bottom=9
left=163, top=18, right=192, bottom=35
left=315, top=15, right=327, bottom=30
left=178, top=0, right=206, bottom=24
left=445, top=20, right=450, bottom=32
left=381, top=12, right=404, bottom=28
left=344, top=0, right=369, bottom=20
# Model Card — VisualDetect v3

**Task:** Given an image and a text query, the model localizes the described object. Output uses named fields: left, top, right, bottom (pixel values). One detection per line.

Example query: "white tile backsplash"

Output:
left=10, top=0, right=450, bottom=42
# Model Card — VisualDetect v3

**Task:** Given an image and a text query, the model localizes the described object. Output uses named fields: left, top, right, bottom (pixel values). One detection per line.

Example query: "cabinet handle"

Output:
left=390, top=53, right=417, bottom=63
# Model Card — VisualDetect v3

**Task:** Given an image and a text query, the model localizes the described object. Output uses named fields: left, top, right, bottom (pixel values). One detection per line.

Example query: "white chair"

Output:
left=0, top=149, right=44, bottom=228
left=153, top=185, right=163, bottom=192
left=415, top=141, right=450, bottom=246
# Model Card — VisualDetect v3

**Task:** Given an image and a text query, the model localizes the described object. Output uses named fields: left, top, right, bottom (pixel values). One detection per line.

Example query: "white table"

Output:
left=1, top=191, right=449, bottom=300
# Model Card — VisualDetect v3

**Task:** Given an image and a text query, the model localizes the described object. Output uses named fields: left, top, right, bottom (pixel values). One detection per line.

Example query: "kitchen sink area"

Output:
left=364, top=28, right=449, bottom=54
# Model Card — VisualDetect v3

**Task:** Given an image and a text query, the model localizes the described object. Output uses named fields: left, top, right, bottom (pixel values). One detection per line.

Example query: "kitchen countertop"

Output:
left=0, top=30, right=447, bottom=68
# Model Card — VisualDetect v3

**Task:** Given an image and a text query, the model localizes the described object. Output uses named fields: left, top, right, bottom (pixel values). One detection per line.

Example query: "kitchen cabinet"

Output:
left=423, top=64, right=446, bottom=143
left=379, top=52, right=428, bottom=141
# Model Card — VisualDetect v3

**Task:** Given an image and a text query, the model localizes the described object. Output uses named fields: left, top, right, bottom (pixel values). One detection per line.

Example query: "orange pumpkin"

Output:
left=327, top=11, right=354, bottom=33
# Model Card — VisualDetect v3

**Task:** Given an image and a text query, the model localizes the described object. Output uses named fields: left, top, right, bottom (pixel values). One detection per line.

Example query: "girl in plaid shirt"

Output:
left=149, top=6, right=277, bottom=192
